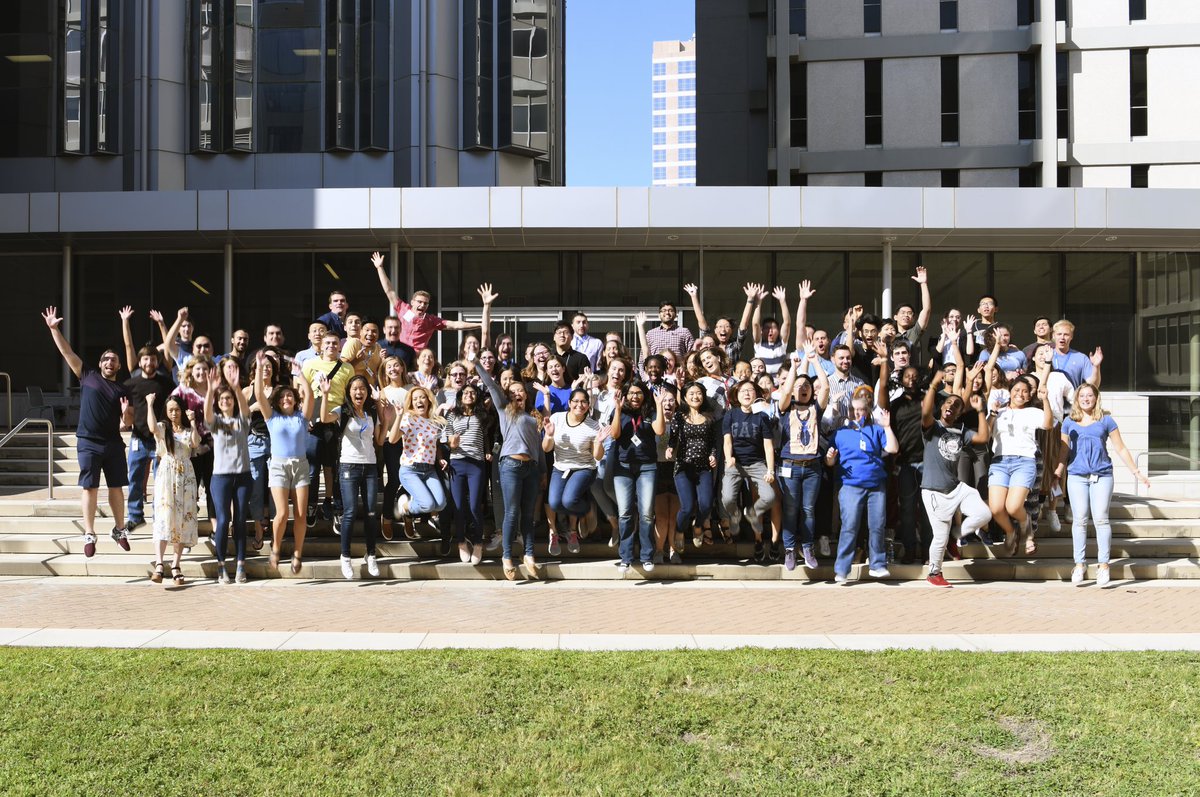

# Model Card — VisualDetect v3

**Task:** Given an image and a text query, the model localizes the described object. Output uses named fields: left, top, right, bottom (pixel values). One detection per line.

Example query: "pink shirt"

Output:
left=394, top=299, right=446, bottom=352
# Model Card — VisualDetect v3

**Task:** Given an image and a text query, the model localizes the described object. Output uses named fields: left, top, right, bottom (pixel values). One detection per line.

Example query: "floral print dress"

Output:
left=153, top=425, right=198, bottom=546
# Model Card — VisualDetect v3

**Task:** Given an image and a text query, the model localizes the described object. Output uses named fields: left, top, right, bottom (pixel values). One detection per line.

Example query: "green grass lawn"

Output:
left=2, top=648, right=1199, bottom=795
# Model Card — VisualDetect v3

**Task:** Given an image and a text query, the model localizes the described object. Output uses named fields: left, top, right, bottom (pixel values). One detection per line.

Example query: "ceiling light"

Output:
left=883, top=236, right=897, bottom=242
left=322, top=261, right=340, bottom=279
left=667, top=234, right=679, bottom=241
left=5, top=54, right=51, bottom=63
left=1105, top=236, right=1118, bottom=242
left=189, top=280, right=211, bottom=296
left=292, top=49, right=322, bottom=57
left=461, top=235, right=474, bottom=241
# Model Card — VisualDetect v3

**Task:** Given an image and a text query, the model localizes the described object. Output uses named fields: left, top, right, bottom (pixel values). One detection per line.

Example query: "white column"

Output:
left=1039, top=0, right=1058, bottom=187
left=881, top=242, right=893, bottom=318
left=389, top=242, right=401, bottom=317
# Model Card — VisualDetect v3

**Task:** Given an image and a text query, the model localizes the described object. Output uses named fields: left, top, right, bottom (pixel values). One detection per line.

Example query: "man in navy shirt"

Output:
left=43, top=306, right=134, bottom=558
left=317, top=290, right=349, bottom=339
left=123, top=342, right=176, bottom=531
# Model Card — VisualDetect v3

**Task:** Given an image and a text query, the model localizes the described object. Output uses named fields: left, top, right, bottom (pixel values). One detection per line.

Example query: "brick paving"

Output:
left=2, top=577, right=1200, bottom=635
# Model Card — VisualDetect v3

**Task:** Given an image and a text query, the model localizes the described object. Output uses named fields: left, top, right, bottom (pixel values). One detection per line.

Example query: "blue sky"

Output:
left=565, top=0, right=695, bottom=186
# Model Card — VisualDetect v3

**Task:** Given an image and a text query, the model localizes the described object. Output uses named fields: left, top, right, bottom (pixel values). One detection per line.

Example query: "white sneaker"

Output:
left=340, top=555, right=354, bottom=580
left=1048, top=511, right=1062, bottom=533
left=485, top=533, right=501, bottom=552
left=642, top=560, right=655, bottom=573
left=868, top=567, right=891, bottom=579
left=470, top=543, right=483, bottom=565
left=1071, top=564, right=1086, bottom=584
left=616, top=561, right=630, bottom=575
left=834, top=573, right=850, bottom=586
left=548, top=534, right=561, bottom=557
left=817, top=537, right=832, bottom=558
left=1096, top=564, right=1111, bottom=588
left=366, top=554, right=380, bottom=578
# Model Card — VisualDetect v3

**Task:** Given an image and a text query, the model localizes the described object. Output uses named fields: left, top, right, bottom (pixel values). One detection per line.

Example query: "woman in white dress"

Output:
left=146, top=394, right=200, bottom=586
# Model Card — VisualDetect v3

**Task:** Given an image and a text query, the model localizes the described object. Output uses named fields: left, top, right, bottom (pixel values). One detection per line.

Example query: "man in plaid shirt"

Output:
left=643, top=300, right=694, bottom=361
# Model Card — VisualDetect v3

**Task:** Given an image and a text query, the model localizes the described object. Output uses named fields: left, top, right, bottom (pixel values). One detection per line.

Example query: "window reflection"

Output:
left=501, top=0, right=551, bottom=153
left=64, top=2, right=83, bottom=153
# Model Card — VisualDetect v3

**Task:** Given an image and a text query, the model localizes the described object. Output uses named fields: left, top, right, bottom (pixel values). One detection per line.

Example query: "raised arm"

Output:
left=42, top=307, right=84, bottom=378
left=635, top=311, right=651, bottom=362
left=145, top=393, right=161, bottom=441
left=203, top=369, right=220, bottom=427
left=772, top=286, right=792, bottom=348
left=1087, top=347, right=1103, bottom=389
left=879, top=411, right=899, bottom=455
left=651, top=391, right=667, bottom=436
left=873, top=340, right=891, bottom=411
left=119, top=305, right=136, bottom=373
left=777, top=357, right=799, bottom=412
left=371, top=251, right=400, bottom=309
left=316, top=373, right=336, bottom=424
left=296, top=367, right=315, bottom=418
left=476, top=283, right=497, bottom=350
left=1038, top=385, right=1054, bottom=430
left=912, top=266, right=932, bottom=331
left=794, top=280, right=815, bottom=349
left=474, top=360, right=507, bottom=409
left=750, top=285, right=767, bottom=344
left=253, top=352, right=273, bottom=420
left=683, top=283, right=708, bottom=333
left=969, top=394, right=990, bottom=445
left=809, top=344, right=831, bottom=408
left=921, top=374, right=941, bottom=429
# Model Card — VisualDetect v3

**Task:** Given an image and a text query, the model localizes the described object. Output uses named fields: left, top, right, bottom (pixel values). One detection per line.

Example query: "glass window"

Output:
left=653, top=62, right=666, bottom=76
left=1065, top=253, right=1133, bottom=390
left=1055, top=0, right=1068, bottom=23
left=679, top=164, right=696, bottom=179
left=847, top=252, right=915, bottom=320
left=790, top=61, right=807, bottom=148
left=865, top=59, right=882, bottom=146
left=1056, top=51, right=1069, bottom=138
left=581, top=252, right=695, bottom=312
left=678, top=147, right=696, bottom=161
left=653, top=116, right=666, bottom=128
left=677, top=77, right=696, bottom=91
left=1136, top=252, right=1199, bottom=390
left=864, top=170, right=883, bottom=186
left=941, top=169, right=959, bottom=187
left=653, top=166, right=667, bottom=181
left=259, top=82, right=321, bottom=152
left=1130, top=0, right=1146, bottom=21
left=1132, top=164, right=1149, bottom=187
left=679, top=60, right=696, bottom=74
left=678, top=94, right=696, bottom=109
left=499, top=5, right=551, bottom=154
left=653, top=79, right=666, bottom=94
left=941, top=56, right=958, bottom=143
left=653, top=149, right=666, bottom=163
left=0, top=5, right=56, bottom=156
left=1018, top=53, right=1036, bottom=141
left=1018, top=0, right=1034, bottom=26
left=0, top=255, right=62, bottom=389
left=258, top=28, right=322, bottom=82
left=864, top=0, right=881, bottom=34
left=776, top=252, right=845, bottom=339
left=677, top=112, right=696, bottom=126
left=790, top=0, right=807, bottom=36
left=1130, top=48, right=1148, bottom=137
left=940, top=0, right=957, bottom=31
left=652, top=131, right=666, bottom=145
left=678, top=129, right=696, bottom=143
left=994, top=252, right=1060, bottom=358
left=701, top=252, right=772, bottom=327
left=653, top=96, right=666, bottom=111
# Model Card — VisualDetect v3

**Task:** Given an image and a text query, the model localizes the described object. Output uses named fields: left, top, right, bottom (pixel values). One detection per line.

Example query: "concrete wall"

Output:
left=883, top=169, right=939, bottom=187
left=1149, top=47, right=1200, bottom=142
left=960, top=168, right=1019, bottom=187
left=807, top=2, right=862, bottom=39
left=882, top=58, right=940, bottom=148
left=958, top=0, right=1017, bottom=32
left=1073, top=50, right=1129, bottom=144
left=881, top=0, right=938, bottom=36
left=807, top=61, right=864, bottom=152
left=959, top=54, right=1018, bottom=146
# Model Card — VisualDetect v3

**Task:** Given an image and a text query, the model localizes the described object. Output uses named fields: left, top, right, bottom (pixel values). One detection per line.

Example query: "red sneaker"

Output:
left=926, top=572, right=952, bottom=588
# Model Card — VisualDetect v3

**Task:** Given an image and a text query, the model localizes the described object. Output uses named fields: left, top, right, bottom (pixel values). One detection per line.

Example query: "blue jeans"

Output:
left=835, top=483, right=887, bottom=576
left=549, top=467, right=597, bottom=519
left=499, top=457, right=540, bottom=560
left=210, top=471, right=252, bottom=563
left=780, top=463, right=821, bottom=550
left=126, top=433, right=155, bottom=523
left=338, top=463, right=379, bottom=558
left=1067, top=473, right=1114, bottom=564
left=590, top=443, right=618, bottom=521
left=674, top=467, right=714, bottom=532
left=448, top=457, right=487, bottom=544
left=896, top=461, right=931, bottom=556
left=989, top=455, right=1037, bottom=490
left=398, top=463, right=447, bottom=516
left=613, top=460, right=656, bottom=564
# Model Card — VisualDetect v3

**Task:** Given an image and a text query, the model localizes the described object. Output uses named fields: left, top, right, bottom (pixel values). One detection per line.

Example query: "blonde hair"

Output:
left=181, top=356, right=213, bottom=390
left=1069, top=384, right=1106, bottom=422
left=1052, top=319, right=1075, bottom=335
left=401, top=385, right=446, bottom=426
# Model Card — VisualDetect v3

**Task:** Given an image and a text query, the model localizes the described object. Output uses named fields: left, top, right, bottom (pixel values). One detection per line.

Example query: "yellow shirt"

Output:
left=340, top=339, right=384, bottom=385
left=301, top=358, right=352, bottom=416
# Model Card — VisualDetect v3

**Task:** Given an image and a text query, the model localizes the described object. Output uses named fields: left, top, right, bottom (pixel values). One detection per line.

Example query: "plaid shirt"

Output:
left=645, top=323, right=694, bottom=361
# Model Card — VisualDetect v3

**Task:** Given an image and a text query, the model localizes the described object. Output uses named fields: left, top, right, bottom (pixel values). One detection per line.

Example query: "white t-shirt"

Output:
left=340, top=413, right=377, bottom=465
left=549, top=412, right=601, bottom=471
left=991, top=406, right=1043, bottom=459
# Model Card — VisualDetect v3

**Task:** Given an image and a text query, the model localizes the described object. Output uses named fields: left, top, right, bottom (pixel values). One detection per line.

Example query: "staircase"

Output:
left=0, top=430, right=1198, bottom=582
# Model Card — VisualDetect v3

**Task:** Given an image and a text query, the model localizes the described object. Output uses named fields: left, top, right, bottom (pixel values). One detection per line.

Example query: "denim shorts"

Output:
left=988, top=455, right=1037, bottom=490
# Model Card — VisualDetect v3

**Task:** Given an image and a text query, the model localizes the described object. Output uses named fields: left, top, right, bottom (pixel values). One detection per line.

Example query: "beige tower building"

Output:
left=652, top=38, right=698, bottom=186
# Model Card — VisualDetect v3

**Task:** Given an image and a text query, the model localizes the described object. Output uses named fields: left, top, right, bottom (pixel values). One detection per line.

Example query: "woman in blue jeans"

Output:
left=476, top=360, right=547, bottom=580
left=591, top=357, right=632, bottom=546
left=987, top=376, right=1053, bottom=555
left=668, top=382, right=720, bottom=548
left=827, top=390, right=899, bottom=583
left=1060, top=385, right=1149, bottom=588
left=242, top=351, right=280, bottom=551
left=542, top=389, right=605, bottom=554
left=776, top=350, right=830, bottom=572
left=318, top=374, right=391, bottom=580
left=203, top=366, right=253, bottom=584
left=610, top=382, right=667, bottom=573
left=393, top=385, right=449, bottom=528
left=444, top=383, right=495, bottom=564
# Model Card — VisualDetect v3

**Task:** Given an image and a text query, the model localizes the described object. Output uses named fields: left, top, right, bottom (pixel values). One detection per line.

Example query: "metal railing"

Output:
left=0, top=371, right=9, bottom=430
left=0, top=418, right=54, bottom=499
left=1134, top=450, right=1200, bottom=497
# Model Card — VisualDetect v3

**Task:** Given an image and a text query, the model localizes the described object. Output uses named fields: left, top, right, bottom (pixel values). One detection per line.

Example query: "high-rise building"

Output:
left=0, top=0, right=565, bottom=191
left=651, top=38, right=697, bottom=186
left=697, top=0, right=1200, bottom=188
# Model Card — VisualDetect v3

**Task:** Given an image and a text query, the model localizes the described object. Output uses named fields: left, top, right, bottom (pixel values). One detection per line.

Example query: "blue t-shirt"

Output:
left=266, top=413, right=309, bottom=459
left=1053, top=349, right=1094, bottom=388
left=722, top=408, right=774, bottom=465
left=544, top=384, right=572, bottom=415
left=806, top=357, right=836, bottom=379
left=831, top=423, right=889, bottom=488
left=77, top=369, right=129, bottom=448
left=779, top=402, right=823, bottom=461
left=979, top=348, right=1028, bottom=373
left=1062, top=415, right=1118, bottom=476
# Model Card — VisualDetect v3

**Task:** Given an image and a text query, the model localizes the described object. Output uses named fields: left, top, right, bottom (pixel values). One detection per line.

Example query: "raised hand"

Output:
left=635, top=310, right=648, bottom=326
left=878, top=410, right=891, bottom=428
left=743, top=282, right=760, bottom=300
left=798, top=279, right=815, bottom=301
left=185, top=409, right=196, bottom=424
left=207, top=369, right=222, bottom=390
left=912, top=266, right=928, bottom=285
left=968, top=393, right=984, bottom=412
left=120, top=397, right=130, bottom=415
left=144, top=393, right=156, bottom=406
left=149, top=309, right=164, bottom=323
left=965, top=314, right=978, bottom=332
left=597, top=424, right=612, bottom=445
left=477, top=282, right=498, bottom=305
left=756, top=286, right=769, bottom=302
left=42, top=307, right=63, bottom=329
left=316, top=373, right=330, bottom=395
left=531, top=380, right=550, bottom=395
left=118, top=305, right=134, bottom=322
left=771, top=285, right=787, bottom=304
left=370, top=386, right=381, bottom=402
left=370, top=251, right=385, bottom=269
left=542, top=418, right=556, bottom=437
left=683, top=283, right=698, bottom=297
left=931, top=370, right=946, bottom=387
left=802, top=342, right=816, bottom=361
left=1090, top=347, right=1104, bottom=367
left=177, top=306, right=189, bottom=320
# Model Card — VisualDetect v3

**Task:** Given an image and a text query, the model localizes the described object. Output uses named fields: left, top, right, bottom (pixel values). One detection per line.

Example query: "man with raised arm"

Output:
left=370, top=251, right=487, bottom=351
left=752, top=285, right=792, bottom=376
left=895, top=266, right=932, bottom=347
left=685, top=281, right=755, bottom=363
left=119, top=306, right=177, bottom=532
left=42, top=306, right=135, bottom=558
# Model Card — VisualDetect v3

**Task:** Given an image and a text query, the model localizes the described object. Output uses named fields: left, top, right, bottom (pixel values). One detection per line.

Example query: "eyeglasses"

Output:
left=450, top=372, right=467, bottom=379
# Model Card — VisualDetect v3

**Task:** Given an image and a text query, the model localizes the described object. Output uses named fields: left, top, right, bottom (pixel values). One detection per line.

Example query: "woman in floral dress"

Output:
left=147, top=394, right=200, bottom=586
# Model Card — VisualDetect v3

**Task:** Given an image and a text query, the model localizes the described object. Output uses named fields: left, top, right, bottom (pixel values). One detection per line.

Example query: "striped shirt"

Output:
left=444, top=411, right=489, bottom=461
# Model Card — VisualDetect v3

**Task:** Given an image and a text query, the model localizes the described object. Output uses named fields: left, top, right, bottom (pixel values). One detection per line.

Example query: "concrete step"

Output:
left=0, top=473, right=79, bottom=487
left=2, top=432, right=78, bottom=446
left=0, top=446, right=76, bottom=461
left=0, top=552, right=1196, bottom=582
left=0, top=458, right=80, bottom=473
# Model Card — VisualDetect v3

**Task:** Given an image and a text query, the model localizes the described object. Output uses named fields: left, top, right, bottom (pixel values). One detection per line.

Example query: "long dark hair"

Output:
left=160, top=396, right=191, bottom=457
left=451, top=384, right=497, bottom=441
left=621, top=380, right=653, bottom=420
left=339, top=375, right=377, bottom=432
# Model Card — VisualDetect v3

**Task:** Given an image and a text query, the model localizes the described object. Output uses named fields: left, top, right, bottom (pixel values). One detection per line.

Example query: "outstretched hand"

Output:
left=42, top=307, right=63, bottom=329
left=798, top=279, right=815, bottom=301
left=1090, top=347, right=1104, bottom=367
left=771, top=285, right=787, bottom=304
left=683, top=282, right=699, bottom=297
left=477, top=282, right=498, bottom=305
left=118, top=305, right=134, bottom=322
left=912, top=266, right=928, bottom=285
left=149, top=309, right=164, bottom=323
left=370, top=251, right=385, bottom=269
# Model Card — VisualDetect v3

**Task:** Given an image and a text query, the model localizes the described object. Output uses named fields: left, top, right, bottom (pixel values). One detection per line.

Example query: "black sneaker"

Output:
left=439, top=537, right=453, bottom=558
left=320, top=501, right=333, bottom=521
left=110, top=526, right=131, bottom=552
left=124, top=518, right=145, bottom=532
left=769, top=541, right=782, bottom=563
left=753, top=540, right=765, bottom=562
left=306, top=505, right=318, bottom=526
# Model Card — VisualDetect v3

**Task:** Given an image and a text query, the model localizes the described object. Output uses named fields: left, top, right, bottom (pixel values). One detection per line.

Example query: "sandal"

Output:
left=291, top=553, right=302, bottom=575
left=252, top=521, right=267, bottom=552
left=502, top=558, right=518, bottom=581
left=693, top=528, right=704, bottom=548
left=1025, top=537, right=1038, bottom=555
left=718, top=524, right=733, bottom=545
left=170, top=565, right=185, bottom=586
left=150, top=561, right=164, bottom=584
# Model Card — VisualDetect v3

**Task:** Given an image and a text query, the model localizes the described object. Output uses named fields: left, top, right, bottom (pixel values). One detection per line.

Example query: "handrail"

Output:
left=0, top=418, right=55, bottom=499
left=0, top=371, right=10, bottom=430
left=1134, top=451, right=1200, bottom=497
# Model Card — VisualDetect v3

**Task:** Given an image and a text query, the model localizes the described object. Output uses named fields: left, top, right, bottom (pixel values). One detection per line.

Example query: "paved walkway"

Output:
left=3, top=576, right=1200, bottom=650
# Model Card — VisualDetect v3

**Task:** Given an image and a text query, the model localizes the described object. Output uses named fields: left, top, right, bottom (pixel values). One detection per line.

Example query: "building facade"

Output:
left=0, top=0, right=565, bottom=192
left=651, top=38, right=697, bottom=187
left=697, top=0, right=1200, bottom=189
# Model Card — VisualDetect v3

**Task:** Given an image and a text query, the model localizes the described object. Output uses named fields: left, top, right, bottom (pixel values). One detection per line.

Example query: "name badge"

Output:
left=630, top=434, right=643, bottom=447
left=402, top=309, right=416, bottom=323
left=131, top=438, right=139, bottom=452
left=779, top=465, right=792, bottom=479
left=860, top=439, right=868, bottom=451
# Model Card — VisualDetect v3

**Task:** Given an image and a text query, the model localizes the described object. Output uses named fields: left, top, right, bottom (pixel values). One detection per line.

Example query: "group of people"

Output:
left=43, top=252, right=1149, bottom=587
